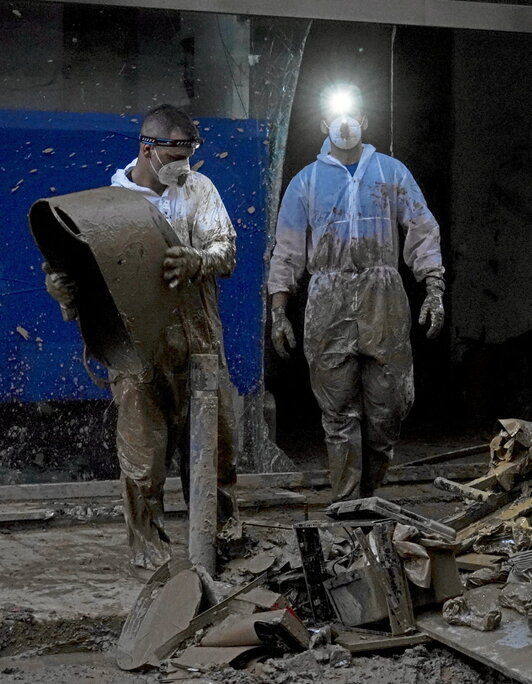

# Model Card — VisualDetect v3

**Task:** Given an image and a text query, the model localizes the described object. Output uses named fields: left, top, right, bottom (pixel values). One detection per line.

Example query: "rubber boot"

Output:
left=361, top=448, right=391, bottom=498
left=327, top=433, right=363, bottom=503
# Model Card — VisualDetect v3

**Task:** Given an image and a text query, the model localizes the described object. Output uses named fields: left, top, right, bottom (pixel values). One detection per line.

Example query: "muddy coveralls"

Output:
left=268, top=142, right=444, bottom=501
left=110, top=162, right=238, bottom=570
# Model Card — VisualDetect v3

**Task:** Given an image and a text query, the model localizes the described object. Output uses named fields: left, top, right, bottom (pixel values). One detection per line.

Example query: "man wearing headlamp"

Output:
left=268, top=84, right=445, bottom=503
left=45, top=104, right=238, bottom=578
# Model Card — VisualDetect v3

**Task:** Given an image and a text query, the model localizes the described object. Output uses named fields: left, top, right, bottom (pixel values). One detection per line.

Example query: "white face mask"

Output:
left=326, top=116, right=362, bottom=150
left=151, top=149, right=190, bottom=186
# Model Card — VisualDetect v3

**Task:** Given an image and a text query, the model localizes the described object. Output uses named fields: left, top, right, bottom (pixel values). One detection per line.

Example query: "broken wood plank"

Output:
left=399, top=445, right=489, bottom=469
left=455, top=495, right=532, bottom=541
left=433, top=477, right=496, bottom=503
left=384, top=463, right=487, bottom=484
left=442, top=490, right=517, bottom=532
left=336, top=630, right=430, bottom=654
left=166, top=489, right=305, bottom=514
left=456, top=553, right=504, bottom=572
left=0, top=472, right=327, bottom=503
left=0, top=509, right=55, bottom=523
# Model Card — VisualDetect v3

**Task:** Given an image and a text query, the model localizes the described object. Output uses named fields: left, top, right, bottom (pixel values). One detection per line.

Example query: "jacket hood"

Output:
left=110, top=158, right=138, bottom=189
left=317, top=139, right=376, bottom=165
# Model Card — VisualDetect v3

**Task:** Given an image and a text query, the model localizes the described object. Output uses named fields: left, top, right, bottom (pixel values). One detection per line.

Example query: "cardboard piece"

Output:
left=233, top=587, right=288, bottom=611
left=201, top=609, right=309, bottom=650
left=117, top=562, right=202, bottom=671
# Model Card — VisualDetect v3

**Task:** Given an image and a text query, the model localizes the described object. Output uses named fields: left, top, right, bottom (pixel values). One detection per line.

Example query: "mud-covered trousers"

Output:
left=304, top=268, right=415, bottom=502
left=111, top=357, right=237, bottom=570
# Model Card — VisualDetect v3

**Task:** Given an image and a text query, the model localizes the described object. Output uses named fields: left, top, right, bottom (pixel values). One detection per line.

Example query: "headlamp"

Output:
left=328, top=90, right=354, bottom=117
left=139, top=135, right=202, bottom=149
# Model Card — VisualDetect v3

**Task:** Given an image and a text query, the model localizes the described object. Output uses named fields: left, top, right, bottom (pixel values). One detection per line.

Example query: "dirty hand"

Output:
left=418, top=276, right=445, bottom=339
left=42, top=262, right=76, bottom=308
left=163, top=246, right=202, bottom=288
left=271, top=306, right=296, bottom=359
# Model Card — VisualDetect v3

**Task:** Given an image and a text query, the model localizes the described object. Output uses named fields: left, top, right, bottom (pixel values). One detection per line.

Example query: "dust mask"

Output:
left=326, top=116, right=362, bottom=150
left=151, top=149, right=190, bottom=186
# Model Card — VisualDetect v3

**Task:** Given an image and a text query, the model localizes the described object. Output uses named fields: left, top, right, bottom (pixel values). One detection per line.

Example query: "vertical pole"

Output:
left=189, top=354, right=218, bottom=576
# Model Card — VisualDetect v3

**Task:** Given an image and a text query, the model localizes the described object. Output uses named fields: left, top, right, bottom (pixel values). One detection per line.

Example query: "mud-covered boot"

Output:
left=327, top=441, right=362, bottom=503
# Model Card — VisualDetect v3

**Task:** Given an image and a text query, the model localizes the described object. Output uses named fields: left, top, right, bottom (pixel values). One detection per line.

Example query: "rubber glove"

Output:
left=163, top=246, right=202, bottom=288
left=271, top=306, right=296, bottom=359
left=42, top=262, right=77, bottom=320
left=418, top=276, right=445, bottom=339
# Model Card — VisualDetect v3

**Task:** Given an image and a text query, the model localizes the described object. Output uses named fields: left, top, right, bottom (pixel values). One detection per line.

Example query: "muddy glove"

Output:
left=42, top=262, right=77, bottom=321
left=163, top=246, right=202, bottom=288
left=271, top=306, right=296, bottom=360
left=418, top=276, right=445, bottom=339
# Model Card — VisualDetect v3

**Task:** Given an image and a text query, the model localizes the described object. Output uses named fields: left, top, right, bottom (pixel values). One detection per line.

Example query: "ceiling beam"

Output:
left=38, top=0, right=532, bottom=33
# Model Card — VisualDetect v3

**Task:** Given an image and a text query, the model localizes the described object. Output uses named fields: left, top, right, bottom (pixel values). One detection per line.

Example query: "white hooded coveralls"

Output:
left=110, top=160, right=238, bottom=569
left=268, top=142, right=444, bottom=500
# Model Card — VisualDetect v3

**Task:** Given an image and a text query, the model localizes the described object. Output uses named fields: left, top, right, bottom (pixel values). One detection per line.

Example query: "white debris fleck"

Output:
left=42, top=147, right=54, bottom=155
left=247, top=206, right=256, bottom=214
left=16, top=326, right=30, bottom=340
left=219, top=151, right=229, bottom=159
left=191, top=160, right=204, bottom=172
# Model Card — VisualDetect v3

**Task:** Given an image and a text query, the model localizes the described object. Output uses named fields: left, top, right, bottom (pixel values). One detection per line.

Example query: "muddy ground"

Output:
left=0, top=642, right=516, bottom=683
left=0, top=490, right=522, bottom=684
left=0, top=399, right=518, bottom=683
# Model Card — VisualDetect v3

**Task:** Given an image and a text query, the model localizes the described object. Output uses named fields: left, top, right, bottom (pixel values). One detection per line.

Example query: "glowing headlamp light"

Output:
left=328, top=90, right=355, bottom=117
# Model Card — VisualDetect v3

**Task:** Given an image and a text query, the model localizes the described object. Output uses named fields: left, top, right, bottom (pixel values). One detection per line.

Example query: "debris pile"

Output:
left=115, top=418, right=532, bottom=683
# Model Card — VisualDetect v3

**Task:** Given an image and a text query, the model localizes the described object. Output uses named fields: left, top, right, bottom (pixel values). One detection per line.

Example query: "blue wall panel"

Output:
left=0, top=110, right=268, bottom=401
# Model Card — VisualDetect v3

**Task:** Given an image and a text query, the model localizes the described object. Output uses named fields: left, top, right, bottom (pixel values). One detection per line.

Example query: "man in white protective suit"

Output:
left=268, top=84, right=445, bottom=502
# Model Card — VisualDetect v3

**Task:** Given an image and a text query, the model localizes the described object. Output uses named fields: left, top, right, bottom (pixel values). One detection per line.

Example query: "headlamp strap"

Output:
left=139, top=134, right=201, bottom=148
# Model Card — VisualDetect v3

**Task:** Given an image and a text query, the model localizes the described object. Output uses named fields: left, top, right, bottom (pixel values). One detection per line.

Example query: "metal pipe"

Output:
left=188, top=354, right=219, bottom=576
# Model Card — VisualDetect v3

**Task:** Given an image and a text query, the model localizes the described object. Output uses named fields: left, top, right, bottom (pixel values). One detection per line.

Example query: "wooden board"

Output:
left=0, top=473, right=326, bottom=503
left=336, top=630, right=430, bottom=653
left=0, top=508, right=55, bottom=523
left=384, top=463, right=487, bottom=484
left=417, top=598, right=532, bottom=684
left=456, top=553, right=504, bottom=571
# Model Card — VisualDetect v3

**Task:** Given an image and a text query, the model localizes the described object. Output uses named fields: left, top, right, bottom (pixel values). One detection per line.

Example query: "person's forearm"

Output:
left=271, top=292, right=289, bottom=309
left=193, top=240, right=236, bottom=281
